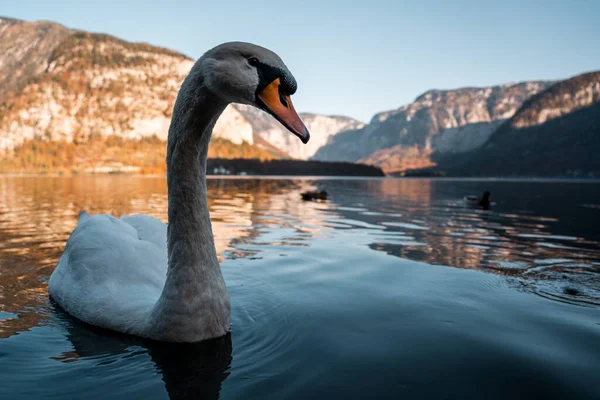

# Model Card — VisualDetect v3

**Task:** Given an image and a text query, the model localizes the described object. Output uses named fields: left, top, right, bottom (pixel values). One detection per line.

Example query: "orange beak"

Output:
left=257, top=78, right=310, bottom=144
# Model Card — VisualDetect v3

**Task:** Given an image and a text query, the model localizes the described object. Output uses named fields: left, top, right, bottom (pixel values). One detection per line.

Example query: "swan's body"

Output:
left=49, top=42, right=309, bottom=342
left=49, top=212, right=171, bottom=337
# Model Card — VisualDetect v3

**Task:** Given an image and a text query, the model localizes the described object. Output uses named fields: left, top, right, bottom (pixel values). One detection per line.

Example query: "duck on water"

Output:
left=48, top=42, right=310, bottom=343
left=301, top=190, right=328, bottom=201
left=464, top=191, right=492, bottom=210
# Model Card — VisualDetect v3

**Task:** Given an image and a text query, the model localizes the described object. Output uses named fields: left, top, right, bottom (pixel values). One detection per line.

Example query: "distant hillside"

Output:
left=312, top=80, right=553, bottom=172
left=0, top=135, right=277, bottom=175
left=421, top=71, right=600, bottom=178
left=0, top=16, right=361, bottom=174
left=0, top=16, right=71, bottom=97
left=0, top=17, right=194, bottom=152
left=3, top=16, right=598, bottom=178
left=235, top=103, right=365, bottom=160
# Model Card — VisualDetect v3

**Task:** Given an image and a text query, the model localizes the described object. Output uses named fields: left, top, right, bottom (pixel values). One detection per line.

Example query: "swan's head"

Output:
left=196, top=41, right=310, bottom=144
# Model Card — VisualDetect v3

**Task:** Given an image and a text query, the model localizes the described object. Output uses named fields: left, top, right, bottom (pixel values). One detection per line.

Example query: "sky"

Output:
left=3, top=0, right=600, bottom=122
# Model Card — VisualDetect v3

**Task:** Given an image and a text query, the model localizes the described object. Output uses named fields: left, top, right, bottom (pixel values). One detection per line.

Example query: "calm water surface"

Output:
left=0, top=176, right=599, bottom=399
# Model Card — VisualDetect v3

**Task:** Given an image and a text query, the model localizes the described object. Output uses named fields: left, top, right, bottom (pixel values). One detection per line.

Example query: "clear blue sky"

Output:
left=4, top=0, right=599, bottom=122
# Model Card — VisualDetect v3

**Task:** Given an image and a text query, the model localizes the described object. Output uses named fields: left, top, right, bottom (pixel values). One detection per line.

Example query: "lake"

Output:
left=0, top=176, right=599, bottom=399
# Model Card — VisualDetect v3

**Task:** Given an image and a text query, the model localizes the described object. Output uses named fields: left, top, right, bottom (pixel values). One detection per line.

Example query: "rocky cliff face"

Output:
left=0, top=17, right=358, bottom=162
left=0, top=19, right=259, bottom=152
left=0, top=27, right=194, bottom=151
left=506, top=71, right=600, bottom=129
left=435, top=71, right=600, bottom=177
left=299, top=113, right=365, bottom=159
left=3, top=16, right=596, bottom=177
left=313, top=81, right=553, bottom=172
left=234, top=104, right=364, bottom=159
left=0, top=17, right=70, bottom=96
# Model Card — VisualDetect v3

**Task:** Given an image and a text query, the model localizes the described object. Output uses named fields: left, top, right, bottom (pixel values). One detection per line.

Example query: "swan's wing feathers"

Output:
left=78, top=210, right=90, bottom=222
left=49, top=213, right=169, bottom=334
left=51, top=213, right=167, bottom=293
left=120, top=214, right=168, bottom=251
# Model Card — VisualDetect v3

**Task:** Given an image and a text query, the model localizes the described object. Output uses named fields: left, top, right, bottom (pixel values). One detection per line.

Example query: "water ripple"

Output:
left=0, top=176, right=599, bottom=399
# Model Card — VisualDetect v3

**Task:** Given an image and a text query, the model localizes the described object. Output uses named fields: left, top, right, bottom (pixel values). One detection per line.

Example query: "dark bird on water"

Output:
left=464, top=191, right=492, bottom=210
left=301, top=191, right=328, bottom=201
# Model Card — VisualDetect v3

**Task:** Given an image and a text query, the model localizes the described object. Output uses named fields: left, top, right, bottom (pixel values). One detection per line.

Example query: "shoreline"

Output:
left=1, top=172, right=599, bottom=182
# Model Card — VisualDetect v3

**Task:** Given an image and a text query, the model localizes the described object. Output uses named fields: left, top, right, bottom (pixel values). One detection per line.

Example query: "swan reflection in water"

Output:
left=51, top=303, right=232, bottom=400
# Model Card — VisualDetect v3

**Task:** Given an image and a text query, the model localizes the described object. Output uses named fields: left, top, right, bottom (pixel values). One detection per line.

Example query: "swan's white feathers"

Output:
left=120, top=214, right=168, bottom=250
left=49, top=213, right=168, bottom=337
left=78, top=210, right=90, bottom=222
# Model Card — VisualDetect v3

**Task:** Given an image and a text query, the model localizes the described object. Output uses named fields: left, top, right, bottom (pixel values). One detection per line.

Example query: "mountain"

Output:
left=0, top=23, right=191, bottom=150
left=426, top=71, right=600, bottom=177
left=312, top=81, right=554, bottom=172
left=3, top=16, right=596, bottom=178
left=0, top=17, right=71, bottom=97
left=0, top=17, right=360, bottom=174
left=235, top=103, right=364, bottom=160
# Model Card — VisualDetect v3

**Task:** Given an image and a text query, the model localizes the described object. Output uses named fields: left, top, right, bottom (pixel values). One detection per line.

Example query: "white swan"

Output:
left=48, top=42, right=310, bottom=343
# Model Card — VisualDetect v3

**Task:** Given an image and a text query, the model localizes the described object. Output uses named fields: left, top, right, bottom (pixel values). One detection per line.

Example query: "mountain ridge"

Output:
left=312, top=80, right=555, bottom=171
left=421, top=71, right=600, bottom=177
left=2, top=16, right=597, bottom=177
left=0, top=16, right=362, bottom=168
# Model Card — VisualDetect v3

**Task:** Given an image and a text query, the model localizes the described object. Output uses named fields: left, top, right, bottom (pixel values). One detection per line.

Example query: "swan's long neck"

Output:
left=149, top=71, right=231, bottom=341
left=165, top=74, right=225, bottom=273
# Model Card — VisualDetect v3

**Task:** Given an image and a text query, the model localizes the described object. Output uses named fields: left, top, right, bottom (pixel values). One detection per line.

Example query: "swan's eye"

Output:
left=248, top=57, right=259, bottom=66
